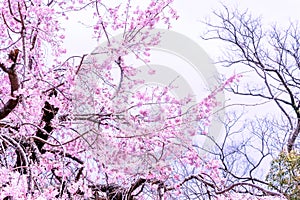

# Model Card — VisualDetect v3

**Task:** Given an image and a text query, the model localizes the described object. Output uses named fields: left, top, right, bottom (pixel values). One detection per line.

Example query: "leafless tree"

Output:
left=200, top=4, right=300, bottom=199
left=203, top=5, right=300, bottom=153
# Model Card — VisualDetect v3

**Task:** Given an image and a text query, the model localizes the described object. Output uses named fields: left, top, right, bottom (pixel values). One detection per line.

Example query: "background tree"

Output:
left=203, top=4, right=300, bottom=200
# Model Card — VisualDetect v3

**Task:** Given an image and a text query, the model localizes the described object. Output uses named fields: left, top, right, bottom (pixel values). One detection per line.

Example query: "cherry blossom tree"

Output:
left=0, top=0, right=286, bottom=199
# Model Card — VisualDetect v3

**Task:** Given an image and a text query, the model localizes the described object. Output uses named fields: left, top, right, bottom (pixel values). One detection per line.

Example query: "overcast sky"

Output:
left=171, top=0, right=300, bottom=57
left=63, top=0, right=299, bottom=175
left=64, top=0, right=300, bottom=60
left=63, top=0, right=300, bottom=113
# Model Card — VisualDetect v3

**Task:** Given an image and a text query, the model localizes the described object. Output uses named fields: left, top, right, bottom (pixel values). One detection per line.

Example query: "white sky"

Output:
left=63, top=0, right=300, bottom=123
left=64, top=0, right=300, bottom=63
left=168, top=0, right=300, bottom=171
left=171, top=0, right=300, bottom=108
left=63, top=0, right=300, bottom=178
left=172, top=0, right=300, bottom=57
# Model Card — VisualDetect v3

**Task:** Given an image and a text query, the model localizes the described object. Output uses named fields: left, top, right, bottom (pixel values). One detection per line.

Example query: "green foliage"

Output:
left=266, top=150, right=300, bottom=200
